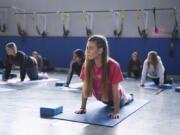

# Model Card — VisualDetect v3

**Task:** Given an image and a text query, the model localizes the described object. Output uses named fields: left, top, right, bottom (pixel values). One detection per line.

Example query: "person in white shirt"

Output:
left=140, top=51, right=171, bottom=88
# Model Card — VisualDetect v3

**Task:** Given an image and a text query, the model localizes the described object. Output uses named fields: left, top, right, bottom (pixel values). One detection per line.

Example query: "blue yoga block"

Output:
left=161, top=84, right=173, bottom=89
left=175, top=87, right=180, bottom=92
left=2, top=69, right=6, bottom=81
left=40, top=106, right=63, bottom=116
left=55, top=82, right=65, bottom=86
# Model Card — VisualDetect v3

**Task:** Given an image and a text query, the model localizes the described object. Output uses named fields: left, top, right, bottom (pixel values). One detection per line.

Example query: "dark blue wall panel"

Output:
left=0, top=36, right=179, bottom=75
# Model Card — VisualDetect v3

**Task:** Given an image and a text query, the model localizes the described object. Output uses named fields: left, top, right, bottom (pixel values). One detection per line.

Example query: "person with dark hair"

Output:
left=75, top=35, right=133, bottom=119
left=64, top=49, right=85, bottom=87
left=32, top=51, right=43, bottom=72
left=140, top=51, right=172, bottom=88
left=4, top=42, right=40, bottom=81
left=127, top=51, right=142, bottom=78
left=32, top=51, right=53, bottom=73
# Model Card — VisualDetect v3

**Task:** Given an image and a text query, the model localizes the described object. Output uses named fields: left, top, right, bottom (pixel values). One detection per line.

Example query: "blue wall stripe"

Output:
left=0, top=36, right=179, bottom=75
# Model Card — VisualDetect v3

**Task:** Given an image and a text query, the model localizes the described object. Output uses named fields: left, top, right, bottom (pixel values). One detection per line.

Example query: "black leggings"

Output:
left=26, top=65, right=39, bottom=80
left=152, top=71, right=172, bottom=85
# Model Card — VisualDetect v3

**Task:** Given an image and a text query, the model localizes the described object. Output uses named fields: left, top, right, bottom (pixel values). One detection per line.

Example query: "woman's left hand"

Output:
left=108, top=112, right=120, bottom=119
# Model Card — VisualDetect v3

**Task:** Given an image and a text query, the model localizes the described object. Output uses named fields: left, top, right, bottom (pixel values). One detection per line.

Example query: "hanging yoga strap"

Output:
left=16, top=13, right=27, bottom=42
left=169, top=41, right=175, bottom=56
left=0, top=9, right=7, bottom=32
left=137, top=9, right=148, bottom=38
left=34, top=13, right=47, bottom=37
left=1, top=22, right=7, bottom=32
left=172, top=8, right=179, bottom=39
left=84, top=11, right=92, bottom=37
left=17, top=13, right=22, bottom=34
left=144, top=10, right=148, bottom=36
left=169, top=8, right=179, bottom=56
left=34, top=13, right=41, bottom=35
left=114, top=10, right=124, bottom=37
left=62, top=12, right=69, bottom=37
left=153, top=8, right=158, bottom=33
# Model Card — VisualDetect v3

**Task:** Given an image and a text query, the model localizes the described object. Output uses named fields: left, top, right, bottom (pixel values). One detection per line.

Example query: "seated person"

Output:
left=127, top=51, right=142, bottom=78
left=32, top=51, right=43, bottom=72
left=140, top=51, right=173, bottom=88
left=42, top=58, right=54, bottom=72
left=32, top=51, right=53, bottom=73
left=64, top=49, right=85, bottom=87
left=4, top=42, right=41, bottom=81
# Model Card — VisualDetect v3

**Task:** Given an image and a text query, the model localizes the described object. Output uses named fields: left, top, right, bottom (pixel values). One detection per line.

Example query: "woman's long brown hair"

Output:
left=148, top=51, right=158, bottom=71
left=83, top=35, right=109, bottom=101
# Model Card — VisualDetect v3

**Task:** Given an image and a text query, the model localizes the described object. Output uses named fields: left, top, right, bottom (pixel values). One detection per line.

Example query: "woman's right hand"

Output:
left=74, top=108, right=86, bottom=114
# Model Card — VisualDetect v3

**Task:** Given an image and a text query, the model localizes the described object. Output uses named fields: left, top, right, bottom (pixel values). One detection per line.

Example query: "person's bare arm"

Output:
left=75, top=93, right=87, bottom=114
left=109, top=83, right=120, bottom=119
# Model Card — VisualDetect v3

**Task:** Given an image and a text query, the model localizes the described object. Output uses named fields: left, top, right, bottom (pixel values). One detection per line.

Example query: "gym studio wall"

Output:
left=0, top=0, right=180, bottom=75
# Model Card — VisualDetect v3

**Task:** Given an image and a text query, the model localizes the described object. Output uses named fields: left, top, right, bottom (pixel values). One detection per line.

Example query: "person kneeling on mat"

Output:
left=75, top=35, right=133, bottom=119
left=4, top=42, right=45, bottom=82
left=32, top=51, right=44, bottom=73
left=64, top=49, right=85, bottom=87
left=140, top=51, right=173, bottom=88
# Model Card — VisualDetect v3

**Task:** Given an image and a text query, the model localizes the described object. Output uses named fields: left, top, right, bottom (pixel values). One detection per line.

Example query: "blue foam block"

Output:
left=55, top=82, right=65, bottom=86
left=161, top=84, right=173, bottom=89
left=175, top=87, right=180, bottom=92
left=40, top=106, right=63, bottom=116
left=52, top=99, right=150, bottom=127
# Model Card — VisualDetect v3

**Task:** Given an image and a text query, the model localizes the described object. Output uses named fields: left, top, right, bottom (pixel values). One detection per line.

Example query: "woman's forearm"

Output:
left=112, top=84, right=120, bottom=113
left=81, top=94, right=87, bottom=109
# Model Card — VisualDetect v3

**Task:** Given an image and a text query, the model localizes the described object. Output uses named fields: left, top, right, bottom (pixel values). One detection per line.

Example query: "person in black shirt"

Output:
left=4, top=42, right=39, bottom=81
left=127, top=51, right=142, bottom=78
left=64, top=49, right=85, bottom=87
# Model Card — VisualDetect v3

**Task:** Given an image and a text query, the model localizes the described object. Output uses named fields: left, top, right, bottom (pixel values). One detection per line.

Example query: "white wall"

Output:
left=0, top=0, right=180, bottom=37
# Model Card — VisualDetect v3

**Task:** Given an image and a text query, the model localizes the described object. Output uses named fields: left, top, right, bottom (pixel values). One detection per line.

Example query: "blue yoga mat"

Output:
left=53, top=99, right=150, bottom=127
left=144, top=82, right=158, bottom=89
left=5, top=78, right=58, bottom=86
left=56, top=82, right=83, bottom=89
left=56, top=82, right=83, bottom=92
left=144, top=82, right=175, bottom=90
left=69, top=82, right=83, bottom=90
